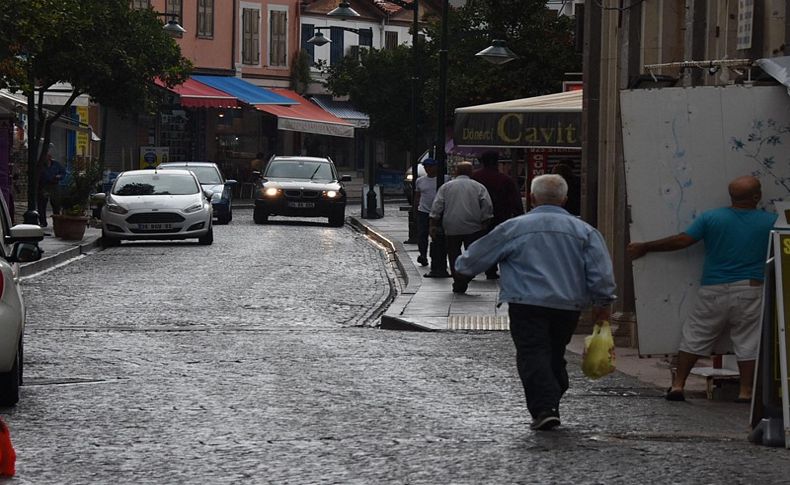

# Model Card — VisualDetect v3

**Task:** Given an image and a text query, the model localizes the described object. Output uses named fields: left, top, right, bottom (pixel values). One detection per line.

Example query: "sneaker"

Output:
left=417, top=255, right=429, bottom=266
left=452, top=281, right=468, bottom=294
left=530, top=409, right=560, bottom=431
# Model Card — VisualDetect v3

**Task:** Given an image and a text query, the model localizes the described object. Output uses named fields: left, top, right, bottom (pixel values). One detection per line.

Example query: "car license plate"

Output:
left=288, top=202, right=315, bottom=208
left=136, top=223, right=172, bottom=230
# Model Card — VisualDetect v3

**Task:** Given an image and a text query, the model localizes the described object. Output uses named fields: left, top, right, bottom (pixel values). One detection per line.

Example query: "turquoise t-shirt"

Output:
left=684, top=207, right=777, bottom=285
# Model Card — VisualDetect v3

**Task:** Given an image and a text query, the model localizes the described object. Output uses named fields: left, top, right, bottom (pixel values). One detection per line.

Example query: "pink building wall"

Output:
left=148, top=0, right=301, bottom=86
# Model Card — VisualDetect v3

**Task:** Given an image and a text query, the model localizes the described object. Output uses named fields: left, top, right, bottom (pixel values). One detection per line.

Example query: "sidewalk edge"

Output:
left=20, top=236, right=103, bottom=278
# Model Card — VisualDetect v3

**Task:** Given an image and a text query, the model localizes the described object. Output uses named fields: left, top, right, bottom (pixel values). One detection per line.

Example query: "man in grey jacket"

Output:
left=429, top=162, right=493, bottom=293
left=455, top=174, right=617, bottom=431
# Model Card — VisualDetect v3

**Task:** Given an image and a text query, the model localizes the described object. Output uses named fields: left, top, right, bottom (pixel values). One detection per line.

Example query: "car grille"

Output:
left=129, top=227, right=181, bottom=234
left=126, top=213, right=185, bottom=223
left=284, top=189, right=320, bottom=199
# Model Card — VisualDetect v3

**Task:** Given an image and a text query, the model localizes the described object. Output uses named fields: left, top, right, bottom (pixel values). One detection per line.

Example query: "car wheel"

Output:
left=329, top=209, right=345, bottom=227
left=217, top=213, right=230, bottom=225
left=0, top=340, right=21, bottom=407
left=198, top=225, right=214, bottom=245
left=101, top=230, right=121, bottom=248
left=253, top=208, right=268, bottom=224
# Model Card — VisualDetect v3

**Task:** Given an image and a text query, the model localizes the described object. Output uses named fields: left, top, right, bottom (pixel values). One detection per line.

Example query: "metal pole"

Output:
left=23, top=59, right=39, bottom=225
left=435, top=0, right=449, bottom=189
left=404, top=0, right=420, bottom=243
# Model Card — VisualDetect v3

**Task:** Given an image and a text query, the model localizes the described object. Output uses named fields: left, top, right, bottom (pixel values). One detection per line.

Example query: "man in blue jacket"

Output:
left=37, top=149, right=66, bottom=227
left=455, top=174, right=616, bottom=431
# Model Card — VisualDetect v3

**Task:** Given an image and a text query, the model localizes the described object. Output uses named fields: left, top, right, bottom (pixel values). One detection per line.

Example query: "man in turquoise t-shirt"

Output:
left=627, top=175, right=777, bottom=403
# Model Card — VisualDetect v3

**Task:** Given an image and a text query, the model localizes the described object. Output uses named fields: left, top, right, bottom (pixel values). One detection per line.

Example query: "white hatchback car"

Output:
left=98, top=169, right=214, bottom=246
left=0, top=192, right=45, bottom=407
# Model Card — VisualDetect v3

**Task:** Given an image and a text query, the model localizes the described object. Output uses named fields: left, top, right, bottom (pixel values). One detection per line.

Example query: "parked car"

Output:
left=0, top=193, right=44, bottom=407
left=97, top=169, right=214, bottom=246
left=253, top=156, right=351, bottom=227
left=157, top=161, right=236, bottom=224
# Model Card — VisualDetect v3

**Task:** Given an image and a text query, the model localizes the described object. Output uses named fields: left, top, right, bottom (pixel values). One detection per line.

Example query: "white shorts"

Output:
left=678, top=280, right=763, bottom=361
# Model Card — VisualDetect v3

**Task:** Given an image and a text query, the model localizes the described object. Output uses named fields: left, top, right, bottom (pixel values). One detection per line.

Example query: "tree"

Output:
left=322, top=0, right=580, bottom=152
left=0, top=0, right=192, bottom=166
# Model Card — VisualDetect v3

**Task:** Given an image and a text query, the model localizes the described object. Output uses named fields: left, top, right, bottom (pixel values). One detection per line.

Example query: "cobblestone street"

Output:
left=1, top=209, right=790, bottom=484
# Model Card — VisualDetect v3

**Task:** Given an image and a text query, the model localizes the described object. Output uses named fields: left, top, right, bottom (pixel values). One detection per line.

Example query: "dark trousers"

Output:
left=37, top=185, right=61, bottom=224
left=446, top=230, right=485, bottom=278
left=508, top=303, right=580, bottom=418
left=416, top=211, right=430, bottom=259
left=429, top=233, right=448, bottom=275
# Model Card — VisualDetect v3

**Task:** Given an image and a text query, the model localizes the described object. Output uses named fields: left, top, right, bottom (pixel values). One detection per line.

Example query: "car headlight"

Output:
left=211, top=192, right=222, bottom=202
left=405, top=174, right=413, bottom=182
left=264, top=187, right=280, bottom=197
left=106, top=197, right=128, bottom=214
left=184, top=203, right=204, bottom=213
left=324, top=190, right=339, bottom=198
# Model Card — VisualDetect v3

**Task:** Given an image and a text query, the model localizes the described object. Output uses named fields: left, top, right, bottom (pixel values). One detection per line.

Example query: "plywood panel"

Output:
left=621, top=85, right=790, bottom=355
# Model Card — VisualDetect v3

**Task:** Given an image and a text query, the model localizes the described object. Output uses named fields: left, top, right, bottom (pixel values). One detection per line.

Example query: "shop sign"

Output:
left=454, top=111, right=580, bottom=148
left=139, top=146, right=169, bottom=169
left=76, top=106, right=89, bottom=156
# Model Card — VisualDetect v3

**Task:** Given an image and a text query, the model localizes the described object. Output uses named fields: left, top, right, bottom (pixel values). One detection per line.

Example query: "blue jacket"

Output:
left=455, top=205, right=617, bottom=310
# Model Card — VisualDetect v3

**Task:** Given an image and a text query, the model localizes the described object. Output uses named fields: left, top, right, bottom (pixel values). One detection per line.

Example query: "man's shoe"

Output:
left=665, top=388, right=685, bottom=402
left=530, top=409, right=560, bottom=431
left=417, top=255, right=429, bottom=266
left=452, top=282, right=468, bottom=294
left=424, top=271, right=451, bottom=278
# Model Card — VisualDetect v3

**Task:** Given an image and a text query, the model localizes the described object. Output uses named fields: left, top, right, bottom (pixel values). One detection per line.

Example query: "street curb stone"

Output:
left=20, top=236, right=103, bottom=278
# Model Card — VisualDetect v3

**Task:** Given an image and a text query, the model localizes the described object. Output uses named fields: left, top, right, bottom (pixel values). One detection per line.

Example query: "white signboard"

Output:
left=621, top=85, right=790, bottom=355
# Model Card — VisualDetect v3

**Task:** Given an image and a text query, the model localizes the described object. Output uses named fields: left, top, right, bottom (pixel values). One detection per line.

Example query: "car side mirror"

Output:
left=203, top=190, right=214, bottom=200
left=340, top=175, right=352, bottom=182
left=92, top=193, right=107, bottom=203
left=8, top=242, right=42, bottom=264
left=225, top=179, right=238, bottom=186
left=7, top=224, right=44, bottom=243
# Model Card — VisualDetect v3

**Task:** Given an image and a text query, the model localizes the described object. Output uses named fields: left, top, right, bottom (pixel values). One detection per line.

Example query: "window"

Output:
left=384, top=31, right=398, bottom=50
left=269, top=8, right=287, bottom=67
left=358, top=28, right=373, bottom=47
left=242, top=8, right=260, bottom=65
left=197, top=0, right=214, bottom=38
left=330, top=27, right=344, bottom=65
left=301, top=24, right=315, bottom=64
left=166, top=0, right=183, bottom=37
left=130, top=0, right=150, bottom=8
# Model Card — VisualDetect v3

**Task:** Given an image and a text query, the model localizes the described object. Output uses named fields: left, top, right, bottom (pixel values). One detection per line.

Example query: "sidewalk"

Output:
left=19, top=215, right=102, bottom=278
left=347, top=204, right=715, bottom=398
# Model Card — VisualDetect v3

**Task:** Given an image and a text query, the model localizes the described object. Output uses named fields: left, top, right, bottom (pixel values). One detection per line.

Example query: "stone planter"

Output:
left=52, top=214, right=89, bottom=241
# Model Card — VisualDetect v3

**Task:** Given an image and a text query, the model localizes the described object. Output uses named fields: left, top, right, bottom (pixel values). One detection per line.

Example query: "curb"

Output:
left=20, top=236, right=103, bottom=278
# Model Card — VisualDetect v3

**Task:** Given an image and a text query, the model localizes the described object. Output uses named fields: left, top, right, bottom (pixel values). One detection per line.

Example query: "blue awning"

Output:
left=191, top=75, right=296, bottom=106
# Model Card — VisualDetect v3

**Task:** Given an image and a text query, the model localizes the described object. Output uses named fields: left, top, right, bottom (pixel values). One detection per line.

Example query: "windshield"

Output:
left=112, top=173, right=200, bottom=196
left=160, top=165, right=222, bottom=185
left=264, top=160, right=334, bottom=181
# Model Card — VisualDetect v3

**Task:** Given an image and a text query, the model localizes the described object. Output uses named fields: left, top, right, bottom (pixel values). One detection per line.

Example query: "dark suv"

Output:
left=253, top=156, right=351, bottom=227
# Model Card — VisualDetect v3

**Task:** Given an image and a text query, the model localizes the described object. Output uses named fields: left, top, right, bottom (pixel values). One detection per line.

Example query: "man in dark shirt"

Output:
left=471, top=151, right=524, bottom=279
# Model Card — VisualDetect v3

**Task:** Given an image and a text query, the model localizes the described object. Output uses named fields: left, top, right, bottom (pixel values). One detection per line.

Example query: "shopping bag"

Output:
left=581, top=320, right=616, bottom=379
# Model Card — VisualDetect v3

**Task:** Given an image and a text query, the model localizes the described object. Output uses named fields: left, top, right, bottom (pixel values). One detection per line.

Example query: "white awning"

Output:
left=40, top=83, right=91, bottom=107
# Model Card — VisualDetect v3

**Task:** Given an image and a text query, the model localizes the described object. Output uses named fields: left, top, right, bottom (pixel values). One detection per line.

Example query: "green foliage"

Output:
left=322, top=0, right=581, bottom=151
left=0, top=0, right=192, bottom=164
left=57, top=159, right=104, bottom=216
left=290, top=50, right=313, bottom=95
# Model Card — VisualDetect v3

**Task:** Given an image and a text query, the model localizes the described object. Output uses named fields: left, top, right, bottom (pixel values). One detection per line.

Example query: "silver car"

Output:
left=0, top=191, right=44, bottom=406
left=98, top=169, right=214, bottom=246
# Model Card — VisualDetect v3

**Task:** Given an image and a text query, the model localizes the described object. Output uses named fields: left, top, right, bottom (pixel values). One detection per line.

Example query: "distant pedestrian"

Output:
left=551, top=161, right=581, bottom=216
left=455, top=174, right=616, bottom=430
left=429, top=162, right=493, bottom=293
left=250, top=152, right=266, bottom=173
left=37, top=148, right=65, bottom=227
left=627, top=175, right=776, bottom=403
left=413, top=158, right=443, bottom=270
left=471, top=151, right=524, bottom=279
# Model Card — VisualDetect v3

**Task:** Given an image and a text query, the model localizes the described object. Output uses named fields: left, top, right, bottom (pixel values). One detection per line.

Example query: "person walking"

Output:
left=429, top=161, right=493, bottom=293
left=627, top=175, right=776, bottom=403
left=413, top=158, right=445, bottom=272
left=37, top=148, right=65, bottom=227
left=471, top=151, right=524, bottom=279
left=455, top=174, right=616, bottom=430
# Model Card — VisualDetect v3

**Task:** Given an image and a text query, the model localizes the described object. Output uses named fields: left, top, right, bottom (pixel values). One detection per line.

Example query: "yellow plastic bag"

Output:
left=581, top=321, right=616, bottom=379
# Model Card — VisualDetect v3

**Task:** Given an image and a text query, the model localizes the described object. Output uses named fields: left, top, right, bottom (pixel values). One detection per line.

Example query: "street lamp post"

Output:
left=434, top=0, right=449, bottom=189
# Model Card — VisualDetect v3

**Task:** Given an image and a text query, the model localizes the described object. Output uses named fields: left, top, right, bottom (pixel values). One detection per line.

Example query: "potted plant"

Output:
left=52, top=158, right=103, bottom=240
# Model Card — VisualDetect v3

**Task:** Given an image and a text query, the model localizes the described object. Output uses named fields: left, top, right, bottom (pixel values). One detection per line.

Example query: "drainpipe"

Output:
left=231, top=0, right=237, bottom=71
